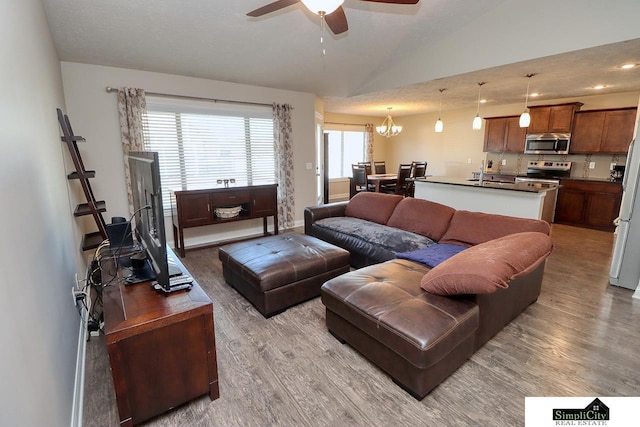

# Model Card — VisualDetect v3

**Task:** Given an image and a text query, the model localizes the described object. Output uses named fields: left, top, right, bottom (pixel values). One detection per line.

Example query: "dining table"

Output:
left=367, top=173, right=397, bottom=192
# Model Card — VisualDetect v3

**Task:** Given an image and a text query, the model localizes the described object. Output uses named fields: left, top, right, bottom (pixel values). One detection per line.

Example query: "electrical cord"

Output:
left=80, top=204, right=152, bottom=335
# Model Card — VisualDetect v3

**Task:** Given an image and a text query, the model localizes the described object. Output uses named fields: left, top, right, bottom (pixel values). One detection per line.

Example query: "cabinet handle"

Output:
left=207, top=204, right=210, bottom=212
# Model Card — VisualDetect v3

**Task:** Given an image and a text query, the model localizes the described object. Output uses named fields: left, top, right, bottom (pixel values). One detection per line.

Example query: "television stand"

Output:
left=152, top=274, right=194, bottom=293
left=102, top=246, right=219, bottom=426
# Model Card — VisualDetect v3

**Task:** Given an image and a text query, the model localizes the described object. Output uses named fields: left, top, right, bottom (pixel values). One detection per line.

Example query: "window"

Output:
left=325, top=129, right=366, bottom=179
left=142, top=97, right=275, bottom=211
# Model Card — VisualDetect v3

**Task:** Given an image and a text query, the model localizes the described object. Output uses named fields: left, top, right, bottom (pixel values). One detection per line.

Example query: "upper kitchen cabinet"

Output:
left=483, top=116, right=526, bottom=153
left=527, top=103, right=583, bottom=134
left=570, top=107, right=637, bottom=153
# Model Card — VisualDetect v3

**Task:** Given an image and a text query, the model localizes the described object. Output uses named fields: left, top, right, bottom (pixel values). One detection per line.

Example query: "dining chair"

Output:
left=373, top=161, right=386, bottom=174
left=357, top=161, right=372, bottom=175
left=383, top=163, right=412, bottom=196
left=410, top=161, right=427, bottom=178
left=350, top=164, right=370, bottom=198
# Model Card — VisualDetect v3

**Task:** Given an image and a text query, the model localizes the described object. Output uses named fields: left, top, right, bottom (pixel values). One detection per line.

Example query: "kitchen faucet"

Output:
left=479, top=160, right=485, bottom=185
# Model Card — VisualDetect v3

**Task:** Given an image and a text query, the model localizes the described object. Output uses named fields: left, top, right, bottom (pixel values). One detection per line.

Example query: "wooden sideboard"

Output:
left=171, top=184, right=278, bottom=257
left=102, top=247, right=219, bottom=426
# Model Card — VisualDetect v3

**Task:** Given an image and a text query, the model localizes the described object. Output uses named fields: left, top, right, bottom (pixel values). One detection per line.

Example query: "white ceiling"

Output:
left=41, top=0, right=640, bottom=117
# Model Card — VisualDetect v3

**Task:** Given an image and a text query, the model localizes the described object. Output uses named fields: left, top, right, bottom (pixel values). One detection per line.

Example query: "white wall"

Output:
left=61, top=62, right=317, bottom=248
left=0, top=1, right=81, bottom=426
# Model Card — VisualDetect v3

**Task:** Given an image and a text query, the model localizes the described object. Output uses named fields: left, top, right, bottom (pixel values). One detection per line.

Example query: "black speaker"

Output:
left=107, top=217, right=134, bottom=248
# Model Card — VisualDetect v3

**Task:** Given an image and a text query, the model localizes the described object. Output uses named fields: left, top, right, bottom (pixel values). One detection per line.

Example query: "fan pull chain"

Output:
left=320, top=12, right=326, bottom=56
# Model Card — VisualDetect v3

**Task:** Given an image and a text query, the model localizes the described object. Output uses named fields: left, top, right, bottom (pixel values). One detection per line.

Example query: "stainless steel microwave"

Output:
left=524, top=133, right=571, bottom=155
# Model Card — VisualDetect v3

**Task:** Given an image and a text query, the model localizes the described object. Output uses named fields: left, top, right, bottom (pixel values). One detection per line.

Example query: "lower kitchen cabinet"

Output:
left=555, top=180, right=622, bottom=231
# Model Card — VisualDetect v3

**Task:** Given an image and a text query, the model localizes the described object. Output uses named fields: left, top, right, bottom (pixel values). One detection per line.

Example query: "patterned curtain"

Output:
left=365, top=123, right=374, bottom=162
left=273, top=103, right=295, bottom=230
left=117, top=88, right=147, bottom=215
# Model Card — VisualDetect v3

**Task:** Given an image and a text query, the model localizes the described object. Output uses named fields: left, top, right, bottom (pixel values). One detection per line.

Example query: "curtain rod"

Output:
left=105, top=86, right=272, bottom=108
left=324, top=121, right=368, bottom=126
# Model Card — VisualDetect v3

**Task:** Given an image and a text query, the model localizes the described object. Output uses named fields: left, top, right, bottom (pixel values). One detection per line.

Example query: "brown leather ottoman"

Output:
left=219, top=233, right=350, bottom=318
left=321, top=259, right=479, bottom=399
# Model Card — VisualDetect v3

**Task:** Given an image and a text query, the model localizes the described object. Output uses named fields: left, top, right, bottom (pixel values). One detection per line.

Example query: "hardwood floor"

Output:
left=82, top=225, right=640, bottom=426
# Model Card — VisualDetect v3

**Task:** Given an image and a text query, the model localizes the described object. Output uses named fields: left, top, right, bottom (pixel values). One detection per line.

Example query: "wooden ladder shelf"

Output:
left=57, top=108, right=108, bottom=251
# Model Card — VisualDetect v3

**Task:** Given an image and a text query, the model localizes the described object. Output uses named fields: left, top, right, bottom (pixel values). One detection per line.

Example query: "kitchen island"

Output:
left=414, top=177, right=558, bottom=222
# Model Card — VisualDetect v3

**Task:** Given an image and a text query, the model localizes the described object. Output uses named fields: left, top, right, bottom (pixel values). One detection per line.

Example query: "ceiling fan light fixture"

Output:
left=301, top=0, right=344, bottom=15
left=519, top=73, right=535, bottom=128
left=377, top=107, right=402, bottom=138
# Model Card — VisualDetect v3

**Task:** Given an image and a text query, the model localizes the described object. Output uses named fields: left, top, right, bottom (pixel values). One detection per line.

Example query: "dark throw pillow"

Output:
left=396, top=243, right=467, bottom=268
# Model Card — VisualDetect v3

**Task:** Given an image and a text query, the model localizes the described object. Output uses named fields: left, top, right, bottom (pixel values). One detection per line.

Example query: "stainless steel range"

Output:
left=516, top=160, right=572, bottom=183
left=515, top=161, right=571, bottom=223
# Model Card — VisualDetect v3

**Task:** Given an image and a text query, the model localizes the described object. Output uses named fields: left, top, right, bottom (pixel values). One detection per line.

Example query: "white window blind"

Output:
left=142, top=96, right=275, bottom=211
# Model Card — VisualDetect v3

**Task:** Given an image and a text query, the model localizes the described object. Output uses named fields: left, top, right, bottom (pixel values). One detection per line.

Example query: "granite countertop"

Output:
left=472, top=171, right=620, bottom=184
left=560, top=176, right=622, bottom=184
left=415, top=176, right=558, bottom=193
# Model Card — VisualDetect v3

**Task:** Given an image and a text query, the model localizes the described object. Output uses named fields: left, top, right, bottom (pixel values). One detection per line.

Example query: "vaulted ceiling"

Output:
left=42, top=0, right=640, bottom=117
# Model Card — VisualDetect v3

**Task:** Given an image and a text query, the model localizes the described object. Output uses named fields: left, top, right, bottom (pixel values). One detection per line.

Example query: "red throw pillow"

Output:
left=421, top=232, right=553, bottom=295
left=345, top=192, right=403, bottom=225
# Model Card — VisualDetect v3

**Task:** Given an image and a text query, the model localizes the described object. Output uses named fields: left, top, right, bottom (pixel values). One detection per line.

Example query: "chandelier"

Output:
left=376, top=107, right=403, bottom=138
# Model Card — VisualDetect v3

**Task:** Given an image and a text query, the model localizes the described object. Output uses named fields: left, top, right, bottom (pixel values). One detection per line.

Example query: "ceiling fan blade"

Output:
left=359, top=0, right=420, bottom=4
left=325, top=6, right=348, bottom=35
left=247, top=0, right=300, bottom=17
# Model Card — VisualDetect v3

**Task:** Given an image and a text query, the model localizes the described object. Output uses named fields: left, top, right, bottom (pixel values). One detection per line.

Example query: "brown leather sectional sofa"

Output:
left=304, top=192, right=553, bottom=399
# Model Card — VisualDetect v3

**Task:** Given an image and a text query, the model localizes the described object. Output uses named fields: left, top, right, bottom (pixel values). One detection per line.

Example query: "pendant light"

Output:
left=519, top=74, right=535, bottom=128
left=472, top=82, right=485, bottom=130
left=434, top=88, right=446, bottom=133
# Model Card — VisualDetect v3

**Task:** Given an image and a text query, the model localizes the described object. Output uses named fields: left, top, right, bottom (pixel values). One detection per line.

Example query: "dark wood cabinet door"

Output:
left=571, top=111, right=605, bottom=153
left=252, top=187, right=277, bottom=215
left=600, top=109, right=636, bottom=153
left=585, top=192, right=622, bottom=229
left=548, top=105, right=576, bottom=132
left=179, top=193, right=212, bottom=227
left=528, top=107, right=551, bottom=134
left=504, top=117, right=526, bottom=152
left=483, top=118, right=507, bottom=152
left=555, top=188, right=587, bottom=224
left=528, top=104, right=581, bottom=134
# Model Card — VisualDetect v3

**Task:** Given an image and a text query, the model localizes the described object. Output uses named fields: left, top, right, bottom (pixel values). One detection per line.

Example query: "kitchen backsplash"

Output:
left=485, top=152, right=626, bottom=180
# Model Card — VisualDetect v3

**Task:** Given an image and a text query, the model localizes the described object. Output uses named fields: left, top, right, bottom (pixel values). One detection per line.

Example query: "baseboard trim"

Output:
left=70, top=310, right=88, bottom=427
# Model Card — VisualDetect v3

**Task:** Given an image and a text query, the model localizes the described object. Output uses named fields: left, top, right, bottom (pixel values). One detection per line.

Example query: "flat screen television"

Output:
left=128, top=151, right=191, bottom=293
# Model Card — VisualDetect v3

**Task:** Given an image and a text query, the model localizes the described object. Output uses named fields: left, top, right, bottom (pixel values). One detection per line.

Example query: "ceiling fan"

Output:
left=247, top=0, right=420, bottom=35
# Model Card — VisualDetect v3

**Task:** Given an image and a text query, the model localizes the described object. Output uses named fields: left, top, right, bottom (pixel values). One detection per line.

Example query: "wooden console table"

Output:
left=102, top=248, right=219, bottom=426
left=171, top=184, right=278, bottom=257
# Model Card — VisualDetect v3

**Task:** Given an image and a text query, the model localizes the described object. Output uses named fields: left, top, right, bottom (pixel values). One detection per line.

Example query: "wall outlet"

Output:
left=501, top=159, right=507, bottom=166
left=611, top=163, right=616, bottom=170
left=589, top=161, right=596, bottom=169
left=467, top=158, right=472, bottom=164
left=305, top=162, right=312, bottom=170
